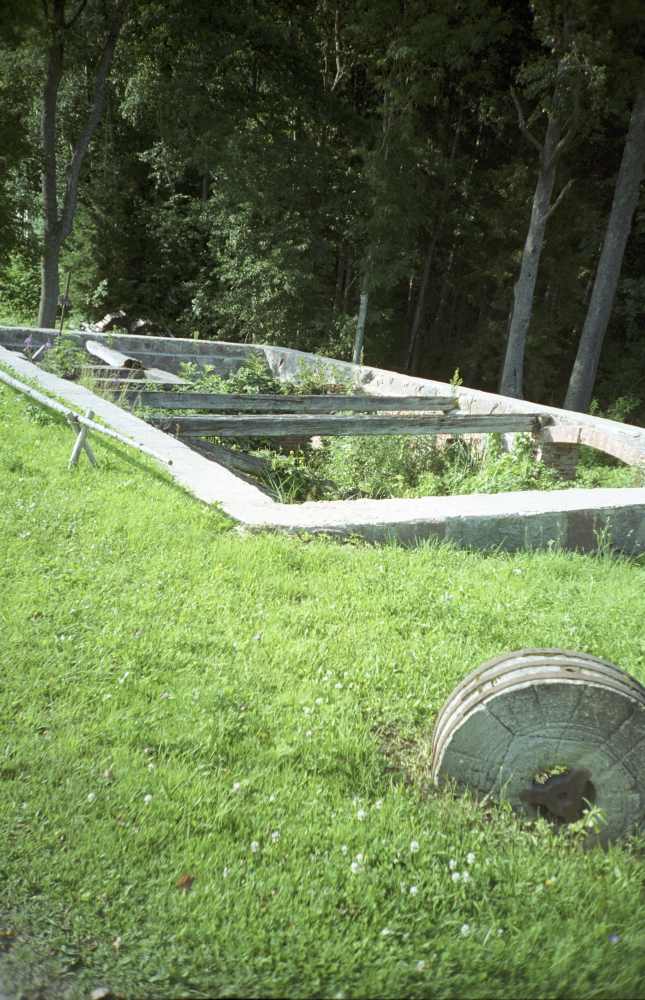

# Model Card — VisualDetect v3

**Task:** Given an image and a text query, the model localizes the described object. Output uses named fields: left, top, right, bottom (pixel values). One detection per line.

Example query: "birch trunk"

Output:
left=564, top=89, right=645, bottom=413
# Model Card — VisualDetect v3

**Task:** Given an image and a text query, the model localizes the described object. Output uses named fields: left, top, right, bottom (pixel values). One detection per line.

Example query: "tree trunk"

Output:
left=405, top=230, right=438, bottom=371
left=499, top=113, right=561, bottom=397
left=564, top=89, right=645, bottom=413
left=352, top=290, right=368, bottom=364
left=39, top=235, right=62, bottom=328
left=37, top=0, right=127, bottom=328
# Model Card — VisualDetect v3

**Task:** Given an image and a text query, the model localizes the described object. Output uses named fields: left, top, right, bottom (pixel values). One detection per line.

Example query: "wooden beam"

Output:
left=126, top=392, right=459, bottom=412
left=85, top=340, right=144, bottom=370
left=149, top=413, right=550, bottom=438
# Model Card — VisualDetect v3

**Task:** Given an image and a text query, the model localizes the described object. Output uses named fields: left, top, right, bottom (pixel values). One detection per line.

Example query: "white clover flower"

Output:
left=355, top=853, right=364, bottom=864
left=380, top=927, right=392, bottom=937
left=335, top=682, right=343, bottom=689
left=315, top=697, right=323, bottom=705
left=143, top=793, right=152, bottom=805
left=451, top=871, right=461, bottom=882
left=268, top=794, right=276, bottom=802
left=87, top=792, right=96, bottom=803
left=357, top=809, right=367, bottom=821
left=466, top=852, right=475, bottom=865
left=497, top=928, right=504, bottom=936
left=305, top=730, right=313, bottom=738
left=250, top=841, right=260, bottom=853
left=232, top=781, right=241, bottom=792
left=303, top=706, right=312, bottom=715
left=460, top=923, right=471, bottom=937
left=350, top=861, right=362, bottom=874
left=410, top=840, right=420, bottom=853
left=448, top=858, right=457, bottom=870
left=409, top=885, right=418, bottom=896
left=374, top=799, right=383, bottom=810
left=271, top=830, right=280, bottom=843
left=148, top=763, right=155, bottom=771
left=416, top=960, right=426, bottom=972
left=462, top=871, right=471, bottom=883
left=340, top=844, right=349, bottom=855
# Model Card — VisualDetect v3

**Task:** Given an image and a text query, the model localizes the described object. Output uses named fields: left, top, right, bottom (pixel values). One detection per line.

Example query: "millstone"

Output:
left=430, top=649, right=645, bottom=844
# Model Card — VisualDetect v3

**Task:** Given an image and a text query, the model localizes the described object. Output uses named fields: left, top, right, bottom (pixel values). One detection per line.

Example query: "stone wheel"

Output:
left=430, top=649, right=645, bottom=844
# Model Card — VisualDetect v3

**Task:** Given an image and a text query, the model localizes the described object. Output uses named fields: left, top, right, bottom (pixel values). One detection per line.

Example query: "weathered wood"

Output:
left=126, top=392, right=459, bottom=413
left=99, top=378, right=185, bottom=390
left=85, top=339, right=144, bottom=370
left=81, top=365, right=144, bottom=379
left=68, top=408, right=97, bottom=468
left=185, top=437, right=272, bottom=475
left=148, top=413, right=548, bottom=438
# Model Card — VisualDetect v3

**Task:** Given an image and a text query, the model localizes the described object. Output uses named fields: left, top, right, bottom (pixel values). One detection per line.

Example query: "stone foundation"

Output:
left=535, top=441, right=579, bottom=480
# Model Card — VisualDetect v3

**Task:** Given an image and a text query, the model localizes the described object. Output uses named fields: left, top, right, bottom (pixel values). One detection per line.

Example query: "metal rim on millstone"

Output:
left=430, top=649, right=645, bottom=844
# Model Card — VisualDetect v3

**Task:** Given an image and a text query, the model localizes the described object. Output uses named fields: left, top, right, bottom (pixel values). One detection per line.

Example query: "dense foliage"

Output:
left=1, top=0, right=644, bottom=414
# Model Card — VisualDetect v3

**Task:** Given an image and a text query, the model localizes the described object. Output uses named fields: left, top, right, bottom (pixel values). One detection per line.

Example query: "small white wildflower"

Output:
left=303, top=706, right=312, bottom=715
left=87, top=792, right=96, bottom=803
left=268, top=794, right=276, bottom=802
left=448, top=858, right=458, bottom=870
left=497, top=928, right=504, bottom=936
left=357, top=809, right=367, bottom=821
left=355, top=853, right=364, bottom=863
left=147, top=762, right=155, bottom=771
left=334, top=682, right=343, bottom=689
left=410, top=840, right=420, bottom=853
left=305, top=730, right=312, bottom=738
left=462, top=871, right=471, bottom=883
left=416, top=960, right=426, bottom=972
left=143, top=793, right=153, bottom=805
left=250, top=841, right=260, bottom=853
left=466, top=852, right=475, bottom=865
left=223, top=867, right=230, bottom=878
left=159, top=691, right=171, bottom=700
left=232, top=781, right=241, bottom=792
left=409, top=885, right=418, bottom=896
left=340, top=844, right=349, bottom=855
left=350, top=861, right=362, bottom=874
left=460, top=923, right=471, bottom=937
left=315, top=697, right=323, bottom=705
left=451, top=871, right=461, bottom=882
left=271, top=830, right=280, bottom=843
left=374, top=799, right=383, bottom=810
left=380, top=927, right=392, bottom=937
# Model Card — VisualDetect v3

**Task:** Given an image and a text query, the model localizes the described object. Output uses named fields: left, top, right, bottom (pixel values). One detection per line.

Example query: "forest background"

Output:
left=1, top=0, right=644, bottom=418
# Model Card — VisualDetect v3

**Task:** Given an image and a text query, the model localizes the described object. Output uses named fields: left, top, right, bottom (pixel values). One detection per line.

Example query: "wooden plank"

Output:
left=185, top=438, right=272, bottom=474
left=125, top=392, right=459, bottom=413
left=99, top=378, right=186, bottom=390
left=112, top=350, right=238, bottom=375
left=148, top=413, right=550, bottom=438
left=85, top=339, right=144, bottom=370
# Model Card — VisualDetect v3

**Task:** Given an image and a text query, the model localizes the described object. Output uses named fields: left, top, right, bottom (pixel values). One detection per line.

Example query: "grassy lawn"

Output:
left=2, top=382, right=645, bottom=999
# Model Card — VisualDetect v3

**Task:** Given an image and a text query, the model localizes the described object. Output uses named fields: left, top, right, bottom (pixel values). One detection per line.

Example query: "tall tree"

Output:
left=564, top=87, right=645, bottom=412
left=38, top=0, right=128, bottom=328
left=499, top=11, right=581, bottom=398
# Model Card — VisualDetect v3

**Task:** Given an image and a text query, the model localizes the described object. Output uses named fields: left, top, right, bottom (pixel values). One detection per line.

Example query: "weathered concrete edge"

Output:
left=1, top=330, right=645, bottom=553
left=0, top=345, right=273, bottom=512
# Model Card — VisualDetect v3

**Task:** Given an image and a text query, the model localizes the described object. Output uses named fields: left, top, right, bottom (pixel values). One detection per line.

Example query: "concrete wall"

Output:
left=2, top=326, right=644, bottom=553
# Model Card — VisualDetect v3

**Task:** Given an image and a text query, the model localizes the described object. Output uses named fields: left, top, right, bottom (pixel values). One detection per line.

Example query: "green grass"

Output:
left=3, top=383, right=645, bottom=999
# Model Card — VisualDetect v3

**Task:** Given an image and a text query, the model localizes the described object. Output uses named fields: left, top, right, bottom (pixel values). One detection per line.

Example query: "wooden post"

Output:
left=68, top=408, right=97, bottom=468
